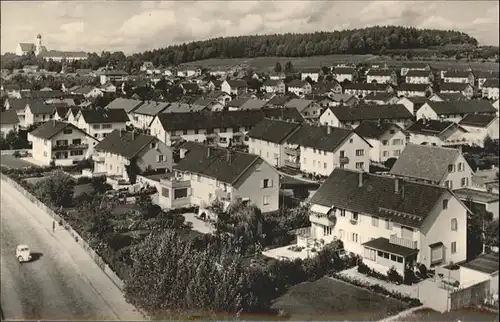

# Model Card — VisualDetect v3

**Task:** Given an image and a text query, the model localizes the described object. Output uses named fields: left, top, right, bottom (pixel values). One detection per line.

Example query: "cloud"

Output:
left=118, top=10, right=177, bottom=38
left=60, top=21, right=85, bottom=34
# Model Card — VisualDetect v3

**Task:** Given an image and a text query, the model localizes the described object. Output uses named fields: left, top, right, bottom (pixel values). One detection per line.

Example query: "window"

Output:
left=390, top=129, right=396, bottom=134
left=71, top=139, right=81, bottom=145
left=352, top=212, right=359, bottom=220
left=303, top=157, right=307, bottom=164
left=451, top=218, right=457, bottom=231
left=448, top=164, right=455, bottom=172
left=263, top=195, right=270, bottom=205
left=382, top=140, right=388, bottom=145
left=451, top=242, right=457, bottom=253
left=445, top=180, right=453, bottom=189
left=324, top=162, right=327, bottom=169
left=102, top=124, right=112, bottom=129
left=391, top=254, right=398, bottom=261
left=43, top=151, right=47, bottom=157
left=339, top=209, right=346, bottom=217
left=63, top=128, right=72, bottom=134
left=157, top=155, right=164, bottom=162
left=443, top=199, right=448, bottom=209
left=364, top=248, right=376, bottom=261
left=383, top=151, right=389, bottom=157
left=393, top=150, right=400, bottom=156
left=339, top=150, right=345, bottom=157
left=151, top=142, right=157, bottom=149
left=355, top=162, right=364, bottom=169
left=352, top=233, right=358, bottom=243
left=355, top=149, right=364, bottom=156
left=262, top=179, right=273, bottom=188
left=323, top=226, right=333, bottom=236
left=372, top=216, right=379, bottom=227
left=70, top=150, right=83, bottom=156
left=385, top=219, right=392, bottom=230
left=232, top=127, right=239, bottom=133
left=397, top=256, right=403, bottom=263
left=92, top=124, right=101, bottom=130
left=196, top=174, right=201, bottom=182
left=174, top=188, right=188, bottom=199
left=313, top=160, right=316, bottom=166
left=349, top=138, right=353, bottom=143
left=392, top=139, right=403, bottom=145
left=458, top=163, right=464, bottom=171
left=461, top=177, right=468, bottom=187
left=161, top=187, right=169, bottom=197
left=382, top=252, right=389, bottom=259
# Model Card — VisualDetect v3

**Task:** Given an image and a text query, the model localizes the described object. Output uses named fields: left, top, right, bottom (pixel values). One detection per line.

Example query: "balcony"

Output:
left=52, top=143, right=89, bottom=151
left=159, top=174, right=191, bottom=189
left=285, top=146, right=300, bottom=156
left=390, top=234, right=418, bottom=249
left=310, top=211, right=336, bottom=227
left=339, top=156, right=350, bottom=164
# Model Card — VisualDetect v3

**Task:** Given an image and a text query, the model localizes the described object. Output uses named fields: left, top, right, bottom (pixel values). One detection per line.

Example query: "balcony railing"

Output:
left=390, top=234, right=418, bottom=249
left=52, top=143, right=89, bottom=151
left=285, top=147, right=300, bottom=155
left=339, top=156, right=350, bottom=164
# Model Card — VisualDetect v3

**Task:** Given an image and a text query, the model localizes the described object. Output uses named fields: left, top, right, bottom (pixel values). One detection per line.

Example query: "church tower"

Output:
left=35, top=34, right=42, bottom=56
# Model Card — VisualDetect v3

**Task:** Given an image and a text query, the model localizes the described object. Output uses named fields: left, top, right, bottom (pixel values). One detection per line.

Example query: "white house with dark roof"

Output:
left=261, top=79, right=286, bottom=94
left=74, top=108, right=129, bottom=140
left=406, top=118, right=469, bottom=147
left=366, top=69, right=398, bottom=85
left=104, top=98, right=144, bottom=124
left=301, top=168, right=469, bottom=274
left=4, top=98, right=30, bottom=127
left=332, top=67, right=358, bottom=82
left=354, top=121, right=407, bottom=162
left=99, top=70, right=129, bottom=85
left=481, top=79, right=499, bottom=100
left=364, top=92, right=399, bottom=105
left=400, top=63, right=431, bottom=76
left=248, top=119, right=370, bottom=176
left=319, top=104, right=414, bottom=129
left=397, top=96, right=429, bottom=117
left=129, top=101, right=170, bottom=130
left=155, top=142, right=280, bottom=214
left=343, top=83, right=394, bottom=98
left=476, top=71, right=499, bottom=89
left=440, top=83, right=474, bottom=99
left=24, top=99, right=56, bottom=127
left=286, top=80, right=313, bottom=96
left=397, top=83, right=433, bottom=98
left=442, top=70, right=475, bottom=86
left=0, top=110, right=20, bottom=137
left=300, top=68, right=320, bottom=82
left=454, top=188, right=499, bottom=220
left=390, top=144, right=473, bottom=190
left=93, top=129, right=172, bottom=181
left=459, top=114, right=499, bottom=147
left=221, top=80, right=248, bottom=96
left=416, top=100, right=497, bottom=122
left=284, top=99, right=322, bottom=120
left=238, top=99, right=268, bottom=111
left=430, top=92, right=469, bottom=103
left=405, top=70, right=434, bottom=84
left=28, top=120, right=98, bottom=166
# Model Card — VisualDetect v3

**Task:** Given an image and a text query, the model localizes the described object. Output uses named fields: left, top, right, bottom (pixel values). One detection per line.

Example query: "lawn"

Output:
left=398, top=307, right=499, bottom=322
left=183, top=55, right=499, bottom=72
left=270, top=277, right=409, bottom=321
left=0, top=154, right=34, bottom=169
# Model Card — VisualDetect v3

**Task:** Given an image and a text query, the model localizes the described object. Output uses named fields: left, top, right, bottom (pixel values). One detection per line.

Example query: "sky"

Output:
left=1, top=1, right=498, bottom=55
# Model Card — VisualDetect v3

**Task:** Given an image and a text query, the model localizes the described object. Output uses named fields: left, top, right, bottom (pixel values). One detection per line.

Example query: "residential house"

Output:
left=472, top=168, right=499, bottom=193
left=28, top=120, right=98, bottom=166
left=65, top=107, right=81, bottom=126
left=269, top=72, right=286, bottom=80
left=99, top=70, right=129, bottom=85
left=24, top=99, right=56, bottom=127
left=440, top=83, right=474, bottom=99
left=454, top=188, right=499, bottom=220
left=405, top=118, right=468, bottom=147
left=312, top=82, right=343, bottom=96
left=343, top=83, right=394, bottom=98
left=129, top=101, right=170, bottom=130
left=332, top=67, right=359, bottom=82
left=303, top=168, right=469, bottom=274
left=397, top=83, right=433, bottom=98
left=264, top=95, right=292, bottom=109
left=286, top=80, right=313, bottom=96
left=481, top=79, right=499, bottom=100
left=493, top=99, right=499, bottom=116
left=104, top=98, right=144, bottom=124
left=430, top=92, right=469, bottom=102
left=329, top=94, right=359, bottom=107
left=226, top=98, right=251, bottom=111
left=405, top=70, right=434, bottom=84
left=459, top=114, right=499, bottom=147
left=248, top=119, right=370, bottom=175
left=71, top=86, right=103, bottom=98
left=366, top=69, right=398, bottom=85
left=239, top=99, right=267, bottom=111
left=150, top=108, right=303, bottom=147
left=221, top=80, right=249, bottom=96
left=476, top=71, right=499, bottom=89
left=180, top=82, right=202, bottom=95
left=159, top=143, right=280, bottom=213
left=0, top=110, right=20, bottom=137
left=101, top=82, right=117, bottom=93
left=93, top=129, right=172, bottom=180
left=390, top=144, right=473, bottom=190
left=1, top=84, right=31, bottom=98
left=3, top=98, right=30, bottom=127
left=354, top=121, right=407, bottom=162
left=52, top=105, right=71, bottom=121
left=300, top=68, right=320, bottom=82
left=442, top=71, right=475, bottom=86
left=176, top=67, right=201, bottom=78
left=191, top=98, right=224, bottom=112
left=206, top=90, right=232, bottom=105
left=75, top=108, right=129, bottom=140
left=208, top=69, right=227, bottom=78
left=397, top=97, right=429, bottom=117
left=284, top=99, right=323, bottom=120
left=364, top=92, right=399, bottom=105
left=416, top=101, right=497, bottom=122
left=400, top=63, right=431, bottom=76
left=319, top=104, right=414, bottom=129
left=261, top=79, right=286, bottom=94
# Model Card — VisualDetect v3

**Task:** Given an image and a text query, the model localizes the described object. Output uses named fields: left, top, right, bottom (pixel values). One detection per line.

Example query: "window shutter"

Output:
left=260, top=180, right=264, bottom=188
left=269, top=179, right=273, bottom=187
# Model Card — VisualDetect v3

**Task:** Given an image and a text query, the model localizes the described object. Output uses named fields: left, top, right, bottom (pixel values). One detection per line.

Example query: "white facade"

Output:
left=405, top=75, right=432, bottom=84
left=319, top=109, right=411, bottom=130
left=334, top=73, right=354, bottom=82
left=482, top=87, right=499, bottom=100
left=24, top=106, right=53, bottom=127
left=75, top=116, right=127, bottom=141
left=248, top=138, right=283, bottom=168
left=461, top=118, right=500, bottom=147
left=367, top=129, right=407, bottom=163
left=407, top=129, right=467, bottom=147
left=288, top=84, right=312, bottom=96
left=301, top=72, right=319, bottom=82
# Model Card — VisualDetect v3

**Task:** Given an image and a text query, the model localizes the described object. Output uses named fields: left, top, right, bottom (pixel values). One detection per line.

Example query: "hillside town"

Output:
left=1, top=23, right=500, bottom=322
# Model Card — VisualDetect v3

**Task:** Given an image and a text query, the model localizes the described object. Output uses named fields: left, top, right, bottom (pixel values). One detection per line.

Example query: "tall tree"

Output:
left=274, top=62, right=282, bottom=73
left=284, top=61, right=294, bottom=74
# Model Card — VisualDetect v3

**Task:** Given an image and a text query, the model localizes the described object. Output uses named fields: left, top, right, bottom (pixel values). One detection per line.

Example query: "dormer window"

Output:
left=151, top=142, right=157, bottom=149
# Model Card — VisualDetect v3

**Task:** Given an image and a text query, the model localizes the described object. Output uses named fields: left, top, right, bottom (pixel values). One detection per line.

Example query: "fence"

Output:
left=450, top=280, right=490, bottom=310
left=0, top=174, right=125, bottom=291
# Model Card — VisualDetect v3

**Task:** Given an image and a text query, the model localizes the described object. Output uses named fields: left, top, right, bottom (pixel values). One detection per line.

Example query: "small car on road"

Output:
left=16, top=244, right=32, bottom=263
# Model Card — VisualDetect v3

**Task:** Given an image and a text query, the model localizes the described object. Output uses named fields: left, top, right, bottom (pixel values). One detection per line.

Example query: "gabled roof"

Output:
left=284, top=99, right=315, bottom=112
left=333, top=67, right=356, bottom=75
left=53, top=106, right=70, bottom=118
left=0, top=110, right=20, bottom=125
left=192, top=98, right=219, bottom=109
left=155, top=108, right=303, bottom=131
left=5, top=98, right=29, bottom=110
left=105, top=98, right=144, bottom=113
left=72, top=86, right=97, bottom=94
left=343, top=83, right=390, bottom=91
left=354, top=121, right=403, bottom=139
left=311, top=168, right=450, bottom=228
left=30, top=90, right=65, bottom=99
left=29, top=120, right=88, bottom=140
left=444, top=70, right=472, bottom=78
left=432, top=92, right=469, bottom=102
left=94, top=129, right=156, bottom=159
left=226, top=79, right=248, bottom=88
left=165, top=102, right=206, bottom=113
left=475, top=71, right=499, bottom=79
left=405, top=119, right=462, bottom=136
left=367, top=69, right=395, bottom=77
left=287, top=123, right=356, bottom=151
left=330, top=93, right=357, bottom=103
left=206, top=90, right=227, bottom=99
left=328, top=104, right=413, bottom=122
left=459, top=114, right=497, bottom=128
left=364, top=92, right=396, bottom=102
left=19, top=43, right=34, bottom=51
left=405, top=70, right=432, bottom=77
left=80, top=108, right=129, bottom=124
left=390, top=144, right=461, bottom=182
left=425, top=100, right=496, bottom=115
left=247, top=118, right=301, bottom=144
left=239, top=99, right=267, bottom=110
left=265, top=95, right=291, bottom=106
left=27, top=99, right=56, bottom=115
left=263, top=79, right=282, bottom=86
left=398, top=83, right=431, bottom=92
left=440, top=83, right=471, bottom=91
left=287, top=79, right=309, bottom=88
left=482, top=79, right=499, bottom=89
left=181, top=82, right=200, bottom=92
left=174, top=144, right=263, bottom=185
left=226, top=97, right=250, bottom=108
left=133, top=101, right=170, bottom=116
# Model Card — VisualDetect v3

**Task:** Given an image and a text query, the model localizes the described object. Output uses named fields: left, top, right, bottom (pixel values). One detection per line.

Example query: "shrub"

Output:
left=387, top=267, right=403, bottom=284
left=12, top=150, right=21, bottom=158
left=418, top=263, right=428, bottom=277
left=357, top=262, right=370, bottom=274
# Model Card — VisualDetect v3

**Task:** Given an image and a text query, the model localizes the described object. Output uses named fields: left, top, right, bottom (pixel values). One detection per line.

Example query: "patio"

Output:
left=262, top=244, right=316, bottom=260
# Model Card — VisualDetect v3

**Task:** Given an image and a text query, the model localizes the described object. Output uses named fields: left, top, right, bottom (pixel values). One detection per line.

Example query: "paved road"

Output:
left=0, top=180, right=143, bottom=320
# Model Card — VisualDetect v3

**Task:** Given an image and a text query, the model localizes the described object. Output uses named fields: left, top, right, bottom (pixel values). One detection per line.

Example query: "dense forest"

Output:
left=1, top=26, right=496, bottom=72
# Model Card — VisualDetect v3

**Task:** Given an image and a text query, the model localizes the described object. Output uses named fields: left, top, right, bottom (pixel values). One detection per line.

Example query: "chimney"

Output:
left=207, top=147, right=211, bottom=158
left=327, top=126, right=332, bottom=135
left=358, top=171, right=364, bottom=187
left=394, top=178, right=400, bottom=193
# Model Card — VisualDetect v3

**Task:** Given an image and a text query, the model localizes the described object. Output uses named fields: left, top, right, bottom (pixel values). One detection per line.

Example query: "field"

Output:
left=270, top=277, right=409, bottom=321
left=398, top=307, right=499, bottom=321
left=183, top=55, right=499, bottom=72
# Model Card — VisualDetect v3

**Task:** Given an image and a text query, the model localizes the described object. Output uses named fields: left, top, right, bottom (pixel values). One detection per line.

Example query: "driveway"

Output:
left=182, top=213, right=215, bottom=234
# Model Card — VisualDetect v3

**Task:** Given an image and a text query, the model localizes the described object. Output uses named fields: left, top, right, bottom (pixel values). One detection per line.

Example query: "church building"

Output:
left=16, top=34, right=87, bottom=62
